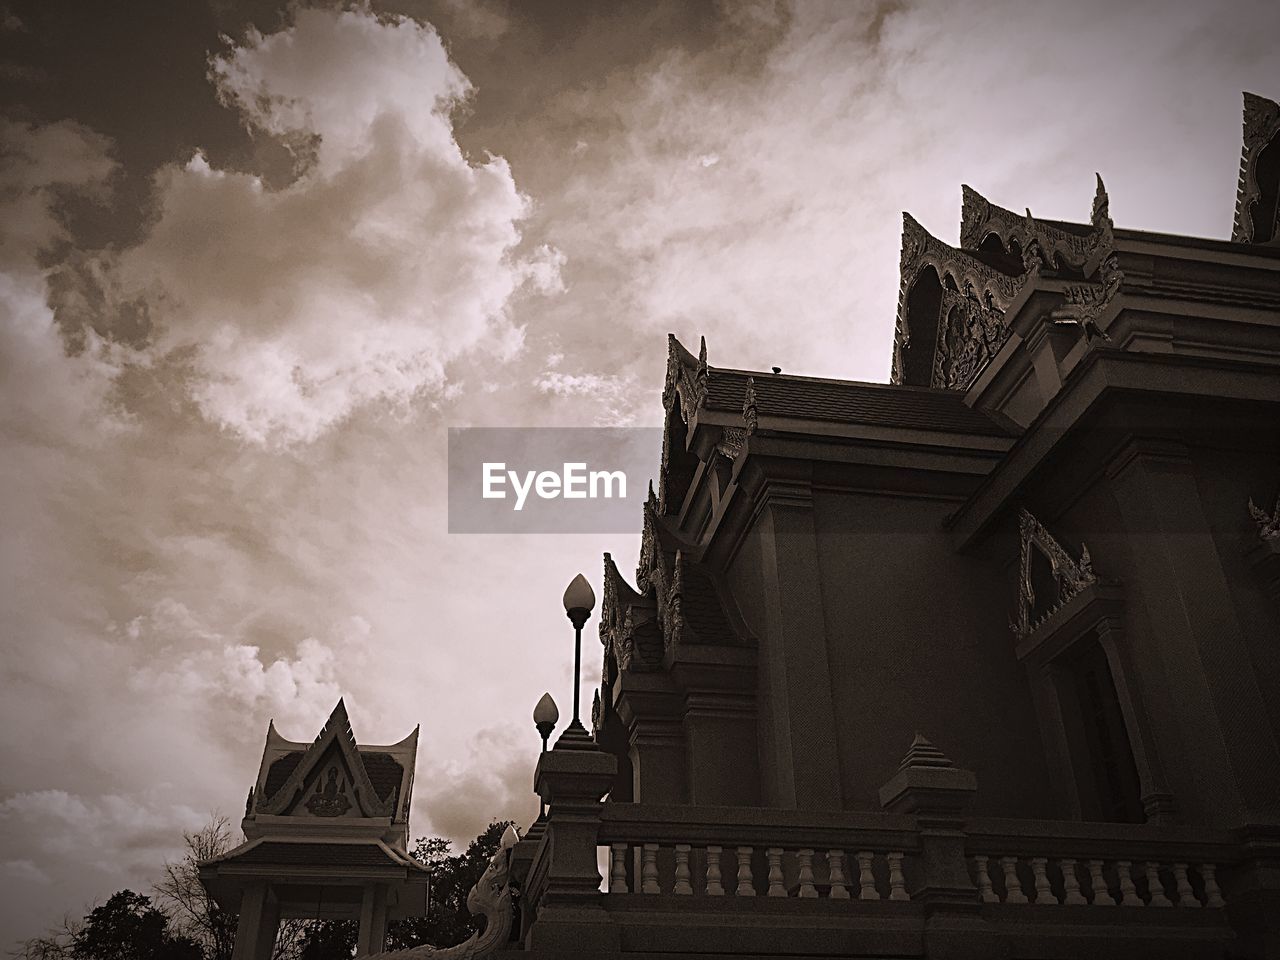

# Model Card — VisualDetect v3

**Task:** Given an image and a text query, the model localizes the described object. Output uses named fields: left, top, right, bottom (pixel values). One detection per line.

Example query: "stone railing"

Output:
left=598, top=803, right=919, bottom=900
left=964, top=817, right=1231, bottom=908
left=515, top=734, right=1246, bottom=954
left=592, top=804, right=1233, bottom=908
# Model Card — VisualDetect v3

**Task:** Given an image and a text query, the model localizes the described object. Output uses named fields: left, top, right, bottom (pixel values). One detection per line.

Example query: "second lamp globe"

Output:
left=562, top=573, right=596, bottom=621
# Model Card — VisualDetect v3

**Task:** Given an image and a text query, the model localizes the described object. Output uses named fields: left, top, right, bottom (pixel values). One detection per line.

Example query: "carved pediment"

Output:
left=1012, top=508, right=1099, bottom=640
left=896, top=177, right=1122, bottom=389
left=893, top=214, right=1029, bottom=390
left=960, top=176, right=1114, bottom=277
left=254, top=701, right=396, bottom=819
left=1232, top=92, right=1280, bottom=244
left=662, top=334, right=708, bottom=424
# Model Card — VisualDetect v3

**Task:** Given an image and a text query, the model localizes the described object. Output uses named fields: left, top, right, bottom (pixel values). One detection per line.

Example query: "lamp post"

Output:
left=532, top=692, right=558, bottom=818
left=561, top=573, right=596, bottom=740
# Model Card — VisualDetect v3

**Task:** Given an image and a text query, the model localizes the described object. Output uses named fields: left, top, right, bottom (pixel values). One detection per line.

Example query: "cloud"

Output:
left=0, top=119, right=126, bottom=436
left=413, top=724, right=538, bottom=844
left=102, top=7, right=561, bottom=446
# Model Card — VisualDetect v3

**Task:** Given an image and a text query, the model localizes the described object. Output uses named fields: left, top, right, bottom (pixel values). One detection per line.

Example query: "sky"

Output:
left=0, top=0, right=1276, bottom=945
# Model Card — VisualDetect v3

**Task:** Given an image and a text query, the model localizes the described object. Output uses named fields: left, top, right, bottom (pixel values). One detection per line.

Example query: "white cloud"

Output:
left=107, top=7, right=561, bottom=446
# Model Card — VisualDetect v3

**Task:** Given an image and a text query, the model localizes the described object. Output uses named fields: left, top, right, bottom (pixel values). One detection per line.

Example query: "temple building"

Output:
left=208, top=92, right=1280, bottom=959
left=518, top=90, right=1280, bottom=959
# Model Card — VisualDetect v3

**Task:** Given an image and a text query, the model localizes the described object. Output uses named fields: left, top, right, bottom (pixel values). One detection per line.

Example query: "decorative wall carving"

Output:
left=1232, top=92, right=1280, bottom=244
left=1248, top=495, right=1280, bottom=541
left=933, top=285, right=1009, bottom=390
left=716, top=427, right=747, bottom=460
left=305, top=767, right=353, bottom=817
left=1012, top=508, right=1098, bottom=639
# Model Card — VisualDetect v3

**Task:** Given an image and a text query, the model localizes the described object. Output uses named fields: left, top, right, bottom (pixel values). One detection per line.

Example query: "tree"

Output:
left=69, top=891, right=202, bottom=960
left=293, top=821, right=514, bottom=959
left=153, top=816, right=237, bottom=960
left=11, top=892, right=200, bottom=960
left=153, top=814, right=305, bottom=960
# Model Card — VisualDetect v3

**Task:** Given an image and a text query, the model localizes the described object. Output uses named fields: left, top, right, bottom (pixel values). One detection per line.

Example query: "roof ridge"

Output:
left=708, top=366, right=974, bottom=395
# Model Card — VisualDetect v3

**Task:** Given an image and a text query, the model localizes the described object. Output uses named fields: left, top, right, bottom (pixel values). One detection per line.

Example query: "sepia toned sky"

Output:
left=1, top=0, right=1277, bottom=945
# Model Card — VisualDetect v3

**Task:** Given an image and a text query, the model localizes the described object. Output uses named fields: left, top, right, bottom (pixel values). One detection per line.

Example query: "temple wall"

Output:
left=807, top=488, right=1053, bottom=817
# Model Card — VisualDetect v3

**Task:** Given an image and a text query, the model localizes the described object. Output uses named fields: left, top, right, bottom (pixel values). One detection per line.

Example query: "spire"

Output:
left=897, top=733, right=956, bottom=772
left=742, top=377, right=759, bottom=434
left=1233, top=91, right=1280, bottom=243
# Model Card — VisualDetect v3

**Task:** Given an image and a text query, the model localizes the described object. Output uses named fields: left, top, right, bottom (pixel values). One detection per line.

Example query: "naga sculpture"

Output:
left=366, top=825, right=519, bottom=960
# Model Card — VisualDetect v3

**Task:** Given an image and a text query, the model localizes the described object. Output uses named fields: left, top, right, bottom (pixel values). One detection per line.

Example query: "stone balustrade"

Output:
left=970, top=854, right=1224, bottom=907
left=965, top=816, right=1231, bottom=908
left=590, top=803, right=1235, bottom=909
left=606, top=842, right=915, bottom=900
left=597, top=802, right=921, bottom=901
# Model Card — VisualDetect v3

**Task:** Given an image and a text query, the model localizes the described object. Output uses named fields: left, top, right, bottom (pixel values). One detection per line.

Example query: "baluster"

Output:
left=735, top=846, right=754, bottom=896
left=1087, top=859, right=1115, bottom=905
left=974, top=855, right=998, bottom=903
left=827, top=849, right=851, bottom=900
left=673, top=844, right=692, bottom=895
left=1145, top=862, right=1171, bottom=906
left=797, top=849, right=818, bottom=898
left=1060, top=859, right=1087, bottom=905
left=766, top=847, right=786, bottom=897
left=641, top=843, right=660, bottom=894
left=1172, top=863, right=1199, bottom=907
left=609, top=843, right=629, bottom=894
left=705, top=845, right=724, bottom=896
left=1116, top=861, right=1143, bottom=906
left=1199, top=863, right=1225, bottom=908
left=887, top=851, right=910, bottom=901
left=1031, top=857, right=1058, bottom=904
left=1000, top=856, right=1028, bottom=904
left=855, top=851, right=880, bottom=900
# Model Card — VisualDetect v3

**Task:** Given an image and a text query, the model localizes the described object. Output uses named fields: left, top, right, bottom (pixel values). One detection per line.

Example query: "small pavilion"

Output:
left=199, top=700, right=429, bottom=959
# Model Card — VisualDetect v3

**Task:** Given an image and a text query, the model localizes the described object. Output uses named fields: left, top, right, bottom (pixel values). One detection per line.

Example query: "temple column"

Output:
left=1095, top=619, right=1177, bottom=822
left=1106, top=436, right=1280, bottom=824
left=614, top=672, right=686, bottom=804
left=672, top=646, right=759, bottom=806
left=754, top=472, right=842, bottom=810
left=526, top=732, right=619, bottom=953
left=356, top=883, right=388, bottom=956
left=231, top=882, right=279, bottom=960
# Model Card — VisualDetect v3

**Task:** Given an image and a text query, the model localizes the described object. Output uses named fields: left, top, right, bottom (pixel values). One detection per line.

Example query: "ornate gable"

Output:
left=253, top=700, right=398, bottom=820
left=895, top=177, right=1122, bottom=389
left=1011, top=508, right=1099, bottom=639
left=662, top=334, right=708, bottom=424
left=659, top=336, right=708, bottom=514
left=960, top=178, right=1111, bottom=276
left=892, top=213, right=1028, bottom=390
left=1232, top=91, right=1280, bottom=244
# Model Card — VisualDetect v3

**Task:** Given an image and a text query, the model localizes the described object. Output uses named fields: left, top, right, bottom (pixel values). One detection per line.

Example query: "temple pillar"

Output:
left=1107, top=436, right=1280, bottom=824
left=754, top=473, right=842, bottom=810
left=1095, top=619, right=1177, bottom=822
left=231, top=882, right=278, bottom=960
left=671, top=647, right=759, bottom=806
left=527, top=731, right=619, bottom=953
left=615, top=672, right=685, bottom=804
left=356, top=883, right=388, bottom=956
